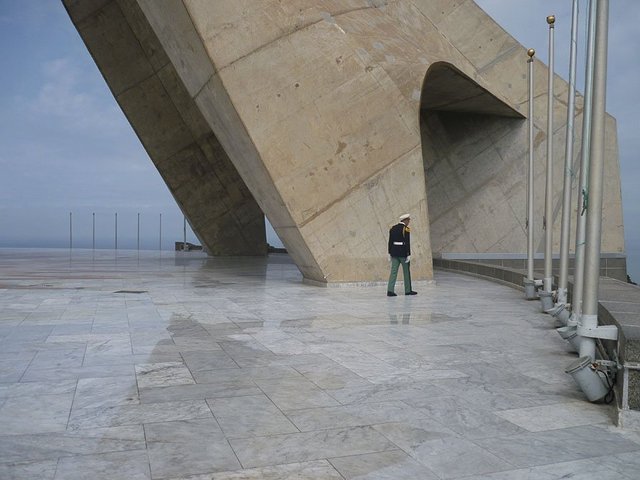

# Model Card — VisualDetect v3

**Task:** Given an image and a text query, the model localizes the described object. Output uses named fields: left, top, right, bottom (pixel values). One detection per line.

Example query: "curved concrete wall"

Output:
left=63, top=0, right=624, bottom=283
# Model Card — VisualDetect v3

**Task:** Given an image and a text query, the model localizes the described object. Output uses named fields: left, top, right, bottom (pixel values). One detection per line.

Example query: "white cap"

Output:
left=399, top=214, right=410, bottom=221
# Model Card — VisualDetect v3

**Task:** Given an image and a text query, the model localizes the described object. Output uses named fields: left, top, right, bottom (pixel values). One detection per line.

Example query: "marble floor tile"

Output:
left=406, top=395, right=526, bottom=439
left=0, top=393, right=74, bottom=435
left=459, top=458, right=625, bottom=479
left=0, top=353, right=34, bottom=383
left=50, top=322, right=94, bottom=335
left=54, top=449, right=151, bottom=480
left=192, top=365, right=302, bottom=384
left=139, top=380, right=261, bottom=404
left=249, top=331, right=310, bottom=355
left=429, top=377, right=549, bottom=411
left=473, top=425, right=640, bottom=469
left=285, top=400, right=429, bottom=432
left=229, top=425, right=396, bottom=469
left=0, top=459, right=58, bottom=480
left=167, top=320, right=211, bottom=338
left=398, top=433, right=514, bottom=479
left=327, top=380, right=448, bottom=406
left=21, top=363, right=135, bottom=382
left=172, top=336, right=224, bottom=351
left=82, top=351, right=183, bottom=367
left=3, top=251, right=640, bottom=479
left=3, top=326, right=53, bottom=341
left=254, top=376, right=340, bottom=410
left=46, top=333, right=132, bottom=356
left=207, top=394, right=298, bottom=438
left=405, top=368, right=470, bottom=382
left=181, top=350, right=239, bottom=372
left=371, top=417, right=459, bottom=450
left=329, top=449, right=440, bottom=479
left=68, top=399, right=212, bottom=429
left=592, top=450, right=640, bottom=479
left=0, top=368, right=27, bottom=384
left=548, top=424, right=640, bottom=458
left=135, top=361, right=195, bottom=388
left=162, top=460, right=343, bottom=480
left=293, top=361, right=371, bottom=390
left=28, top=347, right=86, bottom=370
left=245, top=353, right=331, bottom=369
left=73, top=375, right=139, bottom=409
left=145, top=418, right=240, bottom=478
left=494, top=401, right=613, bottom=432
left=0, top=379, right=77, bottom=399
left=0, top=425, right=145, bottom=463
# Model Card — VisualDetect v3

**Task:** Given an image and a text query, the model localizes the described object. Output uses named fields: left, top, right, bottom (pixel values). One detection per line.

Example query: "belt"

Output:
left=393, top=242, right=404, bottom=246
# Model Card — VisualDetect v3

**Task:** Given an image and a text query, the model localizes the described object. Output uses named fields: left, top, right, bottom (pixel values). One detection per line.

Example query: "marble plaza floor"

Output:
left=1, top=248, right=639, bottom=480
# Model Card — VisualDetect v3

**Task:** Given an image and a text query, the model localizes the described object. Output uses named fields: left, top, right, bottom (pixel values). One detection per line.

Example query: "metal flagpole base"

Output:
left=546, top=303, right=571, bottom=326
left=523, top=278, right=537, bottom=300
left=557, top=325, right=580, bottom=353
left=565, top=356, right=609, bottom=402
left=539, top=291, right=554, bottom=312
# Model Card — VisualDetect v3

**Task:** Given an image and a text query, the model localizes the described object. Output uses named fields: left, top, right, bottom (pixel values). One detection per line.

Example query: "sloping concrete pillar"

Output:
left=63, top=0, right=624, bottom=284
left=64, top=0, right=267, bottom=256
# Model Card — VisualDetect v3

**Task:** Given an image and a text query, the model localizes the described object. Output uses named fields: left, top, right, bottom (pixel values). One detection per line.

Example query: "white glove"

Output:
left=405, top=255, right=411, bottom=263
left=388, top=255, right=392, bottom=262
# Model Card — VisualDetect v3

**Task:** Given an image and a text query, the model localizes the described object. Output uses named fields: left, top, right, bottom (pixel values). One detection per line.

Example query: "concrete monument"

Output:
left=63, top=0, right=624, bottom=284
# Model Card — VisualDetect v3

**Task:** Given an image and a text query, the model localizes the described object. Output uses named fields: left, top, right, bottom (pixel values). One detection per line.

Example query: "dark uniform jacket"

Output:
left=388, top=222, right=410, bottom=258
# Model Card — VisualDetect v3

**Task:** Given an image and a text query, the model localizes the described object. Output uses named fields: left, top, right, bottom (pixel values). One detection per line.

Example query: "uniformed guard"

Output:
left=387, top=214, right=417, bottom=296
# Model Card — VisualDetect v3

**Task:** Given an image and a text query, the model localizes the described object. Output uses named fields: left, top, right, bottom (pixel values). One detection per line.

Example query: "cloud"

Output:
left=27, top=57, right=123, bottom=133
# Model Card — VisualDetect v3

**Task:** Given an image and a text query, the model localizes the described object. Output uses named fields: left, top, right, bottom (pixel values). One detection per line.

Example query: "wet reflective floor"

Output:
left=0, top=248, right=639, bottom=479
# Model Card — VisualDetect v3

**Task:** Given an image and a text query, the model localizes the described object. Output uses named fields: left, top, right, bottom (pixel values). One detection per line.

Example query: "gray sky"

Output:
left=475, top=0, right=640, bottom=280
left=0, top=1, right=637, bottom=277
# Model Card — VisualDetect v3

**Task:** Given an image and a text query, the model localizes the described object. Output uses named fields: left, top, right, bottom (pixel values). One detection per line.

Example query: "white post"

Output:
left=579, top=0, right=609, bottom=361
left=557, top=0, right=580, bottom=306
left=572, top=0, right=597, bottom=323
left=527, top=49, right=536, bottom=281
left=543, top=15, right=556, bottom=294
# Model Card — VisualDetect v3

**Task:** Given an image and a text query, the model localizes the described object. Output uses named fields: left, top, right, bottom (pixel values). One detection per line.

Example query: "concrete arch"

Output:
left=419, top=61, right=528, bottom=255
left=64, top=0, right=624, bottom=283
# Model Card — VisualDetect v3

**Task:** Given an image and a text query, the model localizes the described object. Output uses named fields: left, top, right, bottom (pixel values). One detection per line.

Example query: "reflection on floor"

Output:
left=0, top=248, right=638, bottom=479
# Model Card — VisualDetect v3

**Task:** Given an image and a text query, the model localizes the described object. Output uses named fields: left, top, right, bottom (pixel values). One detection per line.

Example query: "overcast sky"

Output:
left=475, top=0, right=640, bottom=280
left=0, top=1, right=638, bottom=276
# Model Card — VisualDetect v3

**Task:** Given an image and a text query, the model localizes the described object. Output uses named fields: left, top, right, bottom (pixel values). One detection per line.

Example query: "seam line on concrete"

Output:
left=218, top=5, right=380, bottom=73
left=299, top=143, right=421, bottom=228
left=180, top=1, right=322, bottom=273
left=427, top=0, right=523, bottom=117
left=476, top=43, right=521, bottom=75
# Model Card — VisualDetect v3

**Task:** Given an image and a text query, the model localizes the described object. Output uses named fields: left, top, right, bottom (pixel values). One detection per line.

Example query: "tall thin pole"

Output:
left=572, top=0, right=597, bottom=322
left=183, top=216, right=187, bottom=251
left=527, top=48, right=536, bottom=282
left=137, top=213, right=140, bottom=251
left=92, top=212, right=95, bottom=250
left=558, top=1, right=580, bottom=305
left=543, top=15, right=556, bottom=293
left=69, top=212, right=72, bottom=249
left=580, top=0, right=609, bottom=360
left=115, top=212, right=118, bottom=250
left=159, top=213, right=162, bottom=251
